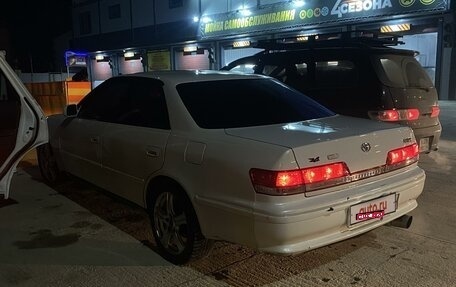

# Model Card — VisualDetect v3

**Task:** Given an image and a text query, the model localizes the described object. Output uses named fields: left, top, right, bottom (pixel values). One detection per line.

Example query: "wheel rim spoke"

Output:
left=154, top=191, right=189, bottom=255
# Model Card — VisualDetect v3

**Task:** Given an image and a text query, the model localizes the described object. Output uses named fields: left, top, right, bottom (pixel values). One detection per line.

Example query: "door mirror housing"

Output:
left=64, top=104, right=78, bottom=117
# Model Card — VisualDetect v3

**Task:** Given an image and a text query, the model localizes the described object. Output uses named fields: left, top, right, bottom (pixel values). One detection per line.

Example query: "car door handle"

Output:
left=90, top=137, right=100, bottom=143
left=146, top=147, right=161, bottom=157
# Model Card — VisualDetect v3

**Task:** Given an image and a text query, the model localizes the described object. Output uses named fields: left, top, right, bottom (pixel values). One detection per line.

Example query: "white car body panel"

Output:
left=225, top=116, right=414, bottom=173
left=0, top=51, right=48, bottom=198
left=45, top=70, right=425, bottom=255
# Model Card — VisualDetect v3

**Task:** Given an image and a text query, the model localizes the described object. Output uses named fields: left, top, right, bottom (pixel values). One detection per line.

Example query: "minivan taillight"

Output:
left=430, top=106, right=440, bottom=117
left=374, top=109, right=420, bottom=121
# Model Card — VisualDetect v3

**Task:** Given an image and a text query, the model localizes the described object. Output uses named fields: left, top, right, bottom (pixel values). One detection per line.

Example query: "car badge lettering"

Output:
left=308, top=156, right=320, bottom=163
left=403, top=137, right=412, bottom=144
left=361, top=142, right=371, bottom=153
left=327, top=153, right=339, bottom=160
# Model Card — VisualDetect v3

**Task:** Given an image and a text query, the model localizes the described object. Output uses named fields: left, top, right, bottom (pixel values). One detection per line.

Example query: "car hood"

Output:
left=225, top=115, right=415, bottom=172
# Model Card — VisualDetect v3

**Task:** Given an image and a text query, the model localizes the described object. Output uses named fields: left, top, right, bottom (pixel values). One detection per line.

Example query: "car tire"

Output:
left=37, top=143, right=64, bottom=185
left=149, top=184, right=212, bottom=264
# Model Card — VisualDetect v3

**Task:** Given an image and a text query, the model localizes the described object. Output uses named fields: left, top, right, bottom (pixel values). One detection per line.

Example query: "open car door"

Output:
left=0, top=51, right=48, bottom=199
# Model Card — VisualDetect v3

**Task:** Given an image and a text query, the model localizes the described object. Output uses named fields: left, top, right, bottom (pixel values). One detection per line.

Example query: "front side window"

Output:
left=123, top=78, right=170, bottom=129
left=77, top=77, right=130, bottom=122
left=177, top=78, right=334, bottom=129
left=0, top=70, right=21, bottom=165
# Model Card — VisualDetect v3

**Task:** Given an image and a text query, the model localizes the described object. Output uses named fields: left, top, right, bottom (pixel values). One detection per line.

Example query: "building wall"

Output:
left=70, top=0, right=455, bottom=100
left=99, top=0, right=132, bottom=33
left=132, top=0, right=155, bottom=28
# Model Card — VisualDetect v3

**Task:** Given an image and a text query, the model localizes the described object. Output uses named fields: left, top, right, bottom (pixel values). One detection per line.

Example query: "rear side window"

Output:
left=372, top=54, right=433, bottom=88
left=177, top=79, right=335, bottom=129
left=229, top=64, right=256, bottom=74
left=315, top=60, right=358, bottom=88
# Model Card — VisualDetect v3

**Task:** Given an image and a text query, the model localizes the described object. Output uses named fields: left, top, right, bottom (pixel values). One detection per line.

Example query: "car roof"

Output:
left=222, top=45, right=416, bottom=70
left=120, top=70, right=268, bottom=85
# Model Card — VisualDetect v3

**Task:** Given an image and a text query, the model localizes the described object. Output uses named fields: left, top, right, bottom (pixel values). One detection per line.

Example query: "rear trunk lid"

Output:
left=225, top=115, right=415, bottom=173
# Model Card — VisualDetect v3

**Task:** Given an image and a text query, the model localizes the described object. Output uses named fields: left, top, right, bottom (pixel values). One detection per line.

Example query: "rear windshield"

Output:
left=176, top=79, right=335, bottom=129
left=372, top=54, right=433, bottom=88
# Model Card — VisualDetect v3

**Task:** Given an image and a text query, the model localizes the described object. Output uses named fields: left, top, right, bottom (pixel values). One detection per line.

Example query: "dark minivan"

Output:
left=222, top=32, right=441, bottom=153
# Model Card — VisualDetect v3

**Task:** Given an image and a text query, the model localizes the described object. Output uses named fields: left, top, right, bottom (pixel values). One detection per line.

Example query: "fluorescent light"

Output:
left=239, top=9, right=251, bottom=16
left=95, top=55, right=104, bottom=61
left=233, top=41, right=251, bottom=48
left=296, top=34, right=317, bottom=41
left=202, top=16, right=212, bottom=23
left=183, top=46, right=198, bottom=52
left=124, top=51, right=135, bottom=58
left=238, top=5, right=251, bottom=16
left=380, top=23, right=411, bottom=33
left=293, top=0, right=305, bottom=7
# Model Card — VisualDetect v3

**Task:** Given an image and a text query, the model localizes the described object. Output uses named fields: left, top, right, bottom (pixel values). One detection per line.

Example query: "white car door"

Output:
left=100, top=77, right=170, bottom=206
left=0, top=51, right=48, bottom=198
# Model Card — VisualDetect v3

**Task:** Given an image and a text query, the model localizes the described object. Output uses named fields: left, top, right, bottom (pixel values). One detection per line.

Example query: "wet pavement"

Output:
left=1, top=101, right=455, bottom=287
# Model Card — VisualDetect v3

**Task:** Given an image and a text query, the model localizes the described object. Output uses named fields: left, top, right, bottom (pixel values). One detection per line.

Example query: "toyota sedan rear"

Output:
left=39, top=71, right=425, bottom=264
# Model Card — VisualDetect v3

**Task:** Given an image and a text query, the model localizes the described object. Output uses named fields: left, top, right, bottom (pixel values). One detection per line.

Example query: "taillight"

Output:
left=387, top=143, right=419, bottom=166
left=374, top=109, right=420, bottom=121
left=431, top=106, right=440, bottom=117
left=250, top=162, right=349, bottom=196
left=251, top=145, right=419, bottom=196
left=301, top=163, right=349, bottom=184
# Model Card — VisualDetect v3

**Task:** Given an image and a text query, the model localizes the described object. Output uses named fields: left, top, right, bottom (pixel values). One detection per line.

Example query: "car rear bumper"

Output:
left=252, top=166, right=425, bottom=254
left=412, top=122, right=441, bottom=152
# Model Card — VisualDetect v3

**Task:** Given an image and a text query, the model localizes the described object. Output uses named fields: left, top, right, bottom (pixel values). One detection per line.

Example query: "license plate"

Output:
left=349, top=193, right=397, bottom=225
left=419, top=137, right=430, bottom=152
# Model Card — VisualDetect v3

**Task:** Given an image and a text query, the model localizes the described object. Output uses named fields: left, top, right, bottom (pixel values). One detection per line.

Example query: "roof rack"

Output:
left=255, top=31, right=404, bottom=51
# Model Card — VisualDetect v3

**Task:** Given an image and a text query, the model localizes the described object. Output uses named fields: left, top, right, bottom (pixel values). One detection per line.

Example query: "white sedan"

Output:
left=38, top=71, right=425, bottom=264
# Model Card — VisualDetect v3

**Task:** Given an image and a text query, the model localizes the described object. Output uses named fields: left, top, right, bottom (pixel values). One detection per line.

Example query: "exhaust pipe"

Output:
left=387, top=215, right=413, bottom=229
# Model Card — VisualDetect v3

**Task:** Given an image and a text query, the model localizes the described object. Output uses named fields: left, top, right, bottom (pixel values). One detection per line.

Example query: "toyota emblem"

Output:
left=361, top=142, right=371, bottom=152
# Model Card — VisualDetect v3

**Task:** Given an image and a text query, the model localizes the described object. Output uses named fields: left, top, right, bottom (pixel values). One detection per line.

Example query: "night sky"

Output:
left=0, top=0, right=72, bottom=72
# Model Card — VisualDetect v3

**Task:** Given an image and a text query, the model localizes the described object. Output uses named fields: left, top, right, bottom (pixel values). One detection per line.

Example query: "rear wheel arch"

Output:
left=145, top=175, right=212, bottom=264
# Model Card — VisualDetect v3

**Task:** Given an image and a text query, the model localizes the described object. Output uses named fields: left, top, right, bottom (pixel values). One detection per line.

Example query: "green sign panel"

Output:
left=200, top=0, right=447, bottom=38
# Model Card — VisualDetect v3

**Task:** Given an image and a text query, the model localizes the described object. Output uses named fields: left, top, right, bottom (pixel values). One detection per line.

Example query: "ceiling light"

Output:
left=124, top=51, right=135, bottom=58
left=380, top=23, right=411, bottom=33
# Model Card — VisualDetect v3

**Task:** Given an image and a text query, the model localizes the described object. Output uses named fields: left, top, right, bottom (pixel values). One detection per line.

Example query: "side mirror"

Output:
left=64, top=104, right=78, bottom=117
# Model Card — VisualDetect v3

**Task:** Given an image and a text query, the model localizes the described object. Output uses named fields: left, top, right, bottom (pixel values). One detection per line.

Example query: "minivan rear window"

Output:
left=372, top=54, right=433, bottom=88
left=177, top=79, right=335, bottom=129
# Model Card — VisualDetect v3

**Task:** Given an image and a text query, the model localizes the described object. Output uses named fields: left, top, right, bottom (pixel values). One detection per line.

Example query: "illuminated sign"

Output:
left=200, top=0, right=447, bottom=38
left=65, top=51, right=87, bottom=67
left=147, top=50, right=171, bottom=71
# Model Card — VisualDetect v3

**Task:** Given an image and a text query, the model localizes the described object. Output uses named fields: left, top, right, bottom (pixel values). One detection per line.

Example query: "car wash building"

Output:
left=71, top=0, right=456, bottom=100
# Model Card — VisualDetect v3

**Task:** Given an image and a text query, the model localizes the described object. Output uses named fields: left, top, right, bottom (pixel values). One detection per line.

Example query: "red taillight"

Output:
left=250, top=162, right=349, bottom=196
left=250, top=169, right=304, bottom=189
left=431, top=106, right=440, bottom=117
left=387, top=143, right=419, bottom=165
left=251, top=145, right=419, bottom=196
left=377, top=110, right=399, bottom=121
left=406, top=109, right=420, bottom=120
left=375, top=109, right=420, bottom=121
left=301, top=163, right=349, bottom=184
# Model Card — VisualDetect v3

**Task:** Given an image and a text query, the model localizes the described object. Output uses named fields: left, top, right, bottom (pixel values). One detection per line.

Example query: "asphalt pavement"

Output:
left=1, top=101, right=456, bottom=287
